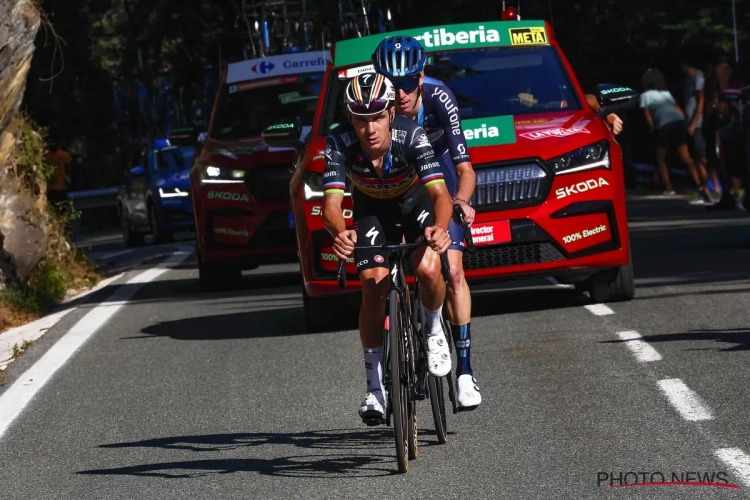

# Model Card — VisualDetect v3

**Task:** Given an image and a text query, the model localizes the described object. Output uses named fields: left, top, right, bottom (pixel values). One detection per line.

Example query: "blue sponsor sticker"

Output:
left=288, top=210, right=295, bottom=228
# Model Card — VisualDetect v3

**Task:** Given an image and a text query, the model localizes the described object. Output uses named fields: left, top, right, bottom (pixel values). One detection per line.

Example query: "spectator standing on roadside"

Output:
left=680, top=60, right=715, bottom=204
left=44, top=139, right=72, bottom=207
left=639, top=68, right=702, bottom=196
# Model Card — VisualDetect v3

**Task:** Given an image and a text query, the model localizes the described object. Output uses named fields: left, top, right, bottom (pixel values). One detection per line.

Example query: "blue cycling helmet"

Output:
left=371, top=36, right=426, bottom=80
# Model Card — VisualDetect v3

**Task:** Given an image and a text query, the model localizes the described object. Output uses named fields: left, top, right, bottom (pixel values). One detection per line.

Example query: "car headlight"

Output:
left=302, top=170, right=351, bottom=201
left=159, top=187, right=189, bottom=198
left=547, top=140, right=610, bottom=175
left=200, top=164, right=246, bottom=184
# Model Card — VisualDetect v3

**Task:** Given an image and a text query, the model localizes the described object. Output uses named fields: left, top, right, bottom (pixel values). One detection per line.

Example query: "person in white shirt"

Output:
left=639, top=68, right=701, bottom=196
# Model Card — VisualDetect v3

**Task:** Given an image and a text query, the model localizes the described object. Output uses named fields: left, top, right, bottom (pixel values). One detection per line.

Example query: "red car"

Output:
left=262, top=19, right=638, bottom=331
left=190, top=50, right=329, bottom=289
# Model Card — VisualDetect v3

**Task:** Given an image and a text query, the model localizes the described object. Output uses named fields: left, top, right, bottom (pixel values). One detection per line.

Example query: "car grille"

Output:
left=471, top=162, right=549, bottom=211
left=248, top=211, right=296, bottom=248
left=246, top=165, right=293, bottom=203
left=403, top=243, right=564, bottom=275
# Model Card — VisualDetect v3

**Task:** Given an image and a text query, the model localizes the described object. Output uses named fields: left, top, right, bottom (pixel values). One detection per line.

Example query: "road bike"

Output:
left=335, top=203, right=474, bottom=472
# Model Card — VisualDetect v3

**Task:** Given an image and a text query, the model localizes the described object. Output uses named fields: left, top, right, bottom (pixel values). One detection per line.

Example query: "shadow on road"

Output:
left=77, top=429, right=425, bottom=478
left=604, top=328, right=750, bottom=353
left=133, top=306, right=309, bottom=340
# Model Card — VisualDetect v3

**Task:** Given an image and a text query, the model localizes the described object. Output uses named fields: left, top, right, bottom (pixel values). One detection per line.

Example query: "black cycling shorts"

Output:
left=352, top=183, right=435, bottom=273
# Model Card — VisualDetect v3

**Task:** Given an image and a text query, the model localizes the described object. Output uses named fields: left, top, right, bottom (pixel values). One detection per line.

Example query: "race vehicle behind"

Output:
left=263, top=19, right=639, bottom=331
left=118, top=136, right=196, bottom=246
left=190, top=50, right=329, bottom=290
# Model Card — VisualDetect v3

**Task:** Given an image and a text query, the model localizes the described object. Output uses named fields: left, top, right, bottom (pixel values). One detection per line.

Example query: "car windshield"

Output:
left=317, top=46, right=578, bottom=135
left=212, top=73, right=324, bottom=140
left=153, top=146, right=195, bottom=172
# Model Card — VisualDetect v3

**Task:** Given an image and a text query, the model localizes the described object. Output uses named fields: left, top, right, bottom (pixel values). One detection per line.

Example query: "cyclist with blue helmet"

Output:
left=372, top=35, right=481, bottom=411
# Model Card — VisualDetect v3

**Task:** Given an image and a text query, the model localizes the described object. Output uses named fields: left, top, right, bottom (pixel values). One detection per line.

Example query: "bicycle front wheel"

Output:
left=388, top=288, right=409, bottom=473
left=428, top=374, right=447, bottom=443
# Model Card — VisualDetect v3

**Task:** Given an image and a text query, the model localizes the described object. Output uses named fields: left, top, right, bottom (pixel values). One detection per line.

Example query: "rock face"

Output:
left=0, top=0, right=44, bottom=289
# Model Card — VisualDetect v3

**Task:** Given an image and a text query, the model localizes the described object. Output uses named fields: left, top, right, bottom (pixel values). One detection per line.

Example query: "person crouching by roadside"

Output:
left=639, top=68, right=708, bottom=198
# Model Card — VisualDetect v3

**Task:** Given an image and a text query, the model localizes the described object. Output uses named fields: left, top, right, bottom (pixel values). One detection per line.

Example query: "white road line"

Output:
left=0, top=248, right=192, bottom=441
left=584, top=304, right=615, bottom=316
left=616, top=330, right=662, bottom=362
left=716, top=448, right=750, bottom=488
left=657, top=378, right=714, bottom=421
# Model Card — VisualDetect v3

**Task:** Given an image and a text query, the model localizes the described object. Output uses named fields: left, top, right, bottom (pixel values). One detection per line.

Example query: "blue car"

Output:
left=118, top=138, right=196, bottom=246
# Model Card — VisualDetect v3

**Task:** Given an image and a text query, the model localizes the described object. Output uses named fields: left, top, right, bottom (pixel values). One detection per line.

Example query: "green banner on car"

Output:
left=461, top=116, right=517, bottom=147
left=333, top=20, right=549, bottom=67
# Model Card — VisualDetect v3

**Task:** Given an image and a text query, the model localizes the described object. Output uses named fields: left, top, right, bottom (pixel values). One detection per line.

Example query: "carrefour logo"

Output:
left=252, top=61, right=275, bottom=74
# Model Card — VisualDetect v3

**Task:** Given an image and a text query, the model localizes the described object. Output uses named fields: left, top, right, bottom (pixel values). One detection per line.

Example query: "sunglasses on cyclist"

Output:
left=392, top=77, right=420, bottom=94
left=346, top=99, right=390, bottom=116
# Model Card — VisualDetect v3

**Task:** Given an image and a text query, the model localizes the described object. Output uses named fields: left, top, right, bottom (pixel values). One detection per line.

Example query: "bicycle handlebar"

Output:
left=336, top=241, right=451, bottom=289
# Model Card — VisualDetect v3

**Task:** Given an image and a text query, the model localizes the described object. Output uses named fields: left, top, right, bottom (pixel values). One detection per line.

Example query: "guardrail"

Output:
left=67, top=187, right=120, bottom=234
left=68, top=187, right=119, bottom=210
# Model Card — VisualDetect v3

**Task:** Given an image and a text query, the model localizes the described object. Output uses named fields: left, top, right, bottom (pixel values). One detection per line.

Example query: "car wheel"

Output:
left=587, top=247, right=635, bottom=303
left=121, top=206, right=145, bottom=247
left=149, top=202, right=174, bottom=244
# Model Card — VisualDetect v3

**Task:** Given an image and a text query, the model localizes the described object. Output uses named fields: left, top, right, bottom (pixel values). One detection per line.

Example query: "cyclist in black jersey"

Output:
left=322, top=72, right=454, bottom=422
left=372, top=35, right=481, bottom=410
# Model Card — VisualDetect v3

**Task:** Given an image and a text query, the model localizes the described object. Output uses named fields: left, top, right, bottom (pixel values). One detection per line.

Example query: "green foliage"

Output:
left=28, top=259, right=67, bottom=303
left=13, top=113, right=54, bottom=194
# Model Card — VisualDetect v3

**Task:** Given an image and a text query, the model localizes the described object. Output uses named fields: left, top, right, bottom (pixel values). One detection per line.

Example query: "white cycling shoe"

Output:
left=359, top=390, right=386, bottom=422
left=457, top=374, right=481, bottom=410
left=426, top=332, right=452, bottom=377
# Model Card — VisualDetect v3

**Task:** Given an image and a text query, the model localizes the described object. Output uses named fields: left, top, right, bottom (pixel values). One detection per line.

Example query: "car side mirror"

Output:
left=130, top=165, right=146, bottom=176
left=261, top=117, right=304, bottom=152
left=594, top=84, right=639, bottom=116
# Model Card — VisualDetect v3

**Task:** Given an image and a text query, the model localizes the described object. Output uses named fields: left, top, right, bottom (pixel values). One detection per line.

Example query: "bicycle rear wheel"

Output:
left=427, top=374, right=447, bottom=443
left=388, top=289, right=409, bottom=473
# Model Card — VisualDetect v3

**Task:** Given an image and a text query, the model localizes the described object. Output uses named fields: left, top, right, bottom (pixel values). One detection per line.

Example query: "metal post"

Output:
left=732, top=0, right=739, bottom=63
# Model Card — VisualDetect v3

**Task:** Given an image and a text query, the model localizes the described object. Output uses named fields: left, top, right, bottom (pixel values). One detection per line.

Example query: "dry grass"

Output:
left=0, top=300, right=39, bottom=333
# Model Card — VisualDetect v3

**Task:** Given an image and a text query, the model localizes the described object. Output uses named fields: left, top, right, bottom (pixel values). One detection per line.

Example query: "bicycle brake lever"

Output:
left=337, top=259, right=347, bottom=288
left=452, top=203, right=476, bottom=253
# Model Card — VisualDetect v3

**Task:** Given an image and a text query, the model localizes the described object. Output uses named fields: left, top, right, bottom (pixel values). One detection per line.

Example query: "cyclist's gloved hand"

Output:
left=424, top=226, right=451, bottom=254
left=333, top=230, right=357, bottom=260
left=454, top=200, right=475, bottom=226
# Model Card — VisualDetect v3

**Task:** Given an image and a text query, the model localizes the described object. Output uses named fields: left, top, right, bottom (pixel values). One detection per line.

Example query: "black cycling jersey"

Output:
left=418, top=78, right=471, bottom=165
left=323, top=114, right=446, bottom=200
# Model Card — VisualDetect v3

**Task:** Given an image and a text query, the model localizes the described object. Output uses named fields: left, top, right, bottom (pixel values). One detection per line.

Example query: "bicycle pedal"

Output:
left=457, top=405, right=479, bottom=413
left=362, top=416, right=384, bottom=427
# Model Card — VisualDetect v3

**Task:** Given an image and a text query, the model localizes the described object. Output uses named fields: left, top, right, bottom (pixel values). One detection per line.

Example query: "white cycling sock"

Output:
left=424, top=305, right=444, bottom=335
left=363, top=347, right=384, bottom=394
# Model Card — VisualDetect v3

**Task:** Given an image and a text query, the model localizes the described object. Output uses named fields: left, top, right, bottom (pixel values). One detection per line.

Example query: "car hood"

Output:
left=471, top=109, right=609, bottom=164
left=153, top=168, right=192, bottom=189
left=200, top=126, right=313, bottom=169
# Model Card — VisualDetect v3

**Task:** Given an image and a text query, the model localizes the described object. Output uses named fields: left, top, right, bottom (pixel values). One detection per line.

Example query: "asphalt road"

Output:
left=2, top=196, right=750, bottom=499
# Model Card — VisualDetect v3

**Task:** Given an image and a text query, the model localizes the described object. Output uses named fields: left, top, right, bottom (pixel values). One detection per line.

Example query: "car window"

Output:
left=154, top=147, right=192, bottom=172
left=211, top=73, right=324, bottom=140
left=317, top=46, right=579, bottom=136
